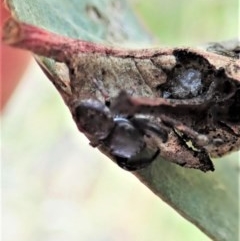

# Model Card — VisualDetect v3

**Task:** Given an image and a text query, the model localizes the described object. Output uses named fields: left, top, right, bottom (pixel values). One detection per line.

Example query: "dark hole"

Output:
left=175, top=64, right=182, bottom=69
left=101, top=69, right=106, bottom=76
left=68, top=67, right=75, bottom=76
left=228, top=99, right=240, bottom=122
left=214, top=67, right=225, bottom=77
left=155, top=84, right=162, bottom=91
left=222, top=80, right=233, bottom=94
left=105, top=100, right=111, bottom=107
left=233, top=47, right=240, bottom=55
left=208, top=112, right=213, bottom=118
left=207, top=69, right=214, bottom=75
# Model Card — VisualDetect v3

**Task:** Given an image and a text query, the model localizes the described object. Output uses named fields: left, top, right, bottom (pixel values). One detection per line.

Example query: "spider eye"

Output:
left=106, top=118, right=145, bottom=158
left=105, top=100, right=111, bottom=107
left=75, top=99, right=115, bottom=140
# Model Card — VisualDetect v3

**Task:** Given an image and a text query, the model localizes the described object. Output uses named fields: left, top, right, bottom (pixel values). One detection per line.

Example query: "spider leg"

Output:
left=130, top=117, right=169, bottom=143
left=116, top=149, right=160, bottom=171
left=92, top=78, right=110, bottom=101
left=160, top=115, right=213, bottom=147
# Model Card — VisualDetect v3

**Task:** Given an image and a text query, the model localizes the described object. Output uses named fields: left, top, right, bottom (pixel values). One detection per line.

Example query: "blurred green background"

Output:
left=2, top=0, right=238, bottom=241
left=131, top=0, right=238, bottom=46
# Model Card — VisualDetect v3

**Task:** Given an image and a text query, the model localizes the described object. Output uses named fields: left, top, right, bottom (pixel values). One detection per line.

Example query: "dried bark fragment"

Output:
left=3, top=18, right=240, bottom=172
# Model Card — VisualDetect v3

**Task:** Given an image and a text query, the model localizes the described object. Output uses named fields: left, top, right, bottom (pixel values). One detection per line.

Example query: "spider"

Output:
left=73, top=98, right=168, bottom=171
left=72, top=89, right=219, bottom=172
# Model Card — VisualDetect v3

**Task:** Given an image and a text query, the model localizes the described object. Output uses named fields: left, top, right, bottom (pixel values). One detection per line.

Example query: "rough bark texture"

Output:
left=3, top=19, right=240, bottom=173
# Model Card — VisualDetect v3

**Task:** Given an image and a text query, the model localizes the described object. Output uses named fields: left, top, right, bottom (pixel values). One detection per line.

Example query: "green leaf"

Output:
left=5, top=0, right=239, bottom=241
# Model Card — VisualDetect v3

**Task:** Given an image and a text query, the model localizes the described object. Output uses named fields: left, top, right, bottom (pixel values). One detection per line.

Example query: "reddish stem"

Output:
left=2, top=18, right=120, bottom=62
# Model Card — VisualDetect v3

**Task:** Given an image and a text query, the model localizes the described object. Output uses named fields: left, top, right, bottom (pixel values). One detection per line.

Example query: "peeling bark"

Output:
left=3, top=18, right=240, bottom=172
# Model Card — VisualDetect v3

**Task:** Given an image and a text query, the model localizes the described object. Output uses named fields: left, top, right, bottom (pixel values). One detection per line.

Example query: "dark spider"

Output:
left=73, top=99, right=168, bottom=171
